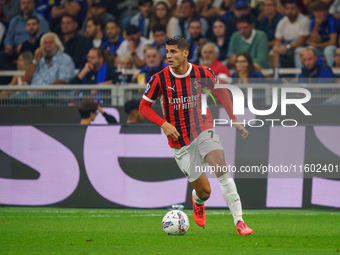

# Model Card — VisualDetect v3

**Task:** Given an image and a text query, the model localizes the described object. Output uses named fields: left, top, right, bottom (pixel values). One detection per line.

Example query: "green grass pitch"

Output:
left=0, top=207, right=339, bottom=255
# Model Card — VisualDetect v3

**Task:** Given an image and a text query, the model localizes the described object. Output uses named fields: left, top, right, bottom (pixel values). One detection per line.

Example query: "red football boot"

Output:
left=192, top=195, right=206, bottom=227
left=236, top=221, right=253, bottom=235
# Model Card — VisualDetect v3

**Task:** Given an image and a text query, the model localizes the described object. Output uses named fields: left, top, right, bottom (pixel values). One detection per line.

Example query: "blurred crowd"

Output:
left=1, top=0, right=340, bottom=89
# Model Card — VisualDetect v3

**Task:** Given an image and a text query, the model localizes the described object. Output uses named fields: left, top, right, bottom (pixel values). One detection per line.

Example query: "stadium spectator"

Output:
left=307, top=1, right=338, bottom=68
left=225, top=0, right=256, bottom=39
left=200, top=42, right=231, bottom=77
left=200, top=0, right=232, bottom=18
left=69, top=48, right=116, bottom=86
left=228, top=14, right=270, bottom=69
left=334, top=48, right=340, bottom=68
left=0, top=51, right=32, bottom=98
left=78, top=100, right=117, bottom=125
left=0, top=21, right=5, bottom=50
left=1, top=0, right=49, bottom=70
left=151, top=24, right=167, bottom=61
left=124, top=99, right=144, bottom=123
left=149, top=0, right=178, bottom=39
left=116, top=25, right=152, bottom=68
left=132, top=46, right=168, bottom=83
left=187, top=19, right=204, bottom=63
left=211, top=18, right=229, bottom=62
left=329, top=0, right=340, bottom=20
left=116, top=56, right=133, bottom=69
left=219, top=0, right=236, bottom=22
left=258, top=0, right=283, bottom=49
left=272, top=0, right=310, bottom=68
left=231, top=52, right=263, bottom=83
left=116, top=55, right=133, bottom=84
left=60, top=14, right=85, bottom=69
left=35, top=0, right=54, bottom=24
left=176, top=0, right=209, bottom=40
left=19, top=16, right=41, bottom=54
left=130, top=0, right=153, bottom=39
left=81, top=16, right=107, bottom=66
left=81, top=0, right=115, bottom=33
left=24, top=32, right=75, bottom=97
left=299, top=47, right=334, bottom=83
left=101, top=20, right=124, bottom=58
left=0, top=0, right=20, bottom=24
left=50, top=0, right=86, bottom=33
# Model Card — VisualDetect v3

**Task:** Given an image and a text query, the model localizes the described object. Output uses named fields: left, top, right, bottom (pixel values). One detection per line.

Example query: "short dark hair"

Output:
left=284, top=0, right=299, bottom=7
left=126, top=25, right=140, bottom=35
left=166, top=35, right=190, bottom=51
left=236, top=14, right=254, bottom=25
left=181, top=0, right=195, bottom=8
left=78, top=101, right=98, bottom=119
left=87, top=16, right=103, bottom=30
left=26, top=16, right=39, bottom=24
left=62, top=14, right=76, bottom=22
left=105, top=19, right=119, bottom=27
left=124, top=100, right=141, bottom=115
left=138, top=0, right=153, bottom=6
left=152, top=23, right=166, bottom=34
left=311, top=0, right=329, bottom=11
left=90, top=48, right=105, bottom=58
left=188, top=18, right=202, bottom=27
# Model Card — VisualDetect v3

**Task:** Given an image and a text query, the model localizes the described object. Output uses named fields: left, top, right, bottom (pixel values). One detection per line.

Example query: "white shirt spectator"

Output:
left=275, top=13, right=310, bottom=42
left=117, top=37, right=152, bottom=60
left=329, top=0, right=340, bottom=16
left=0, top=22, right=6, bottom=46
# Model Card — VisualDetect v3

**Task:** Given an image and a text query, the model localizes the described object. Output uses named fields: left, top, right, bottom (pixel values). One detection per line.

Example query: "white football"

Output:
left=162, top=210, right=189, bottom=235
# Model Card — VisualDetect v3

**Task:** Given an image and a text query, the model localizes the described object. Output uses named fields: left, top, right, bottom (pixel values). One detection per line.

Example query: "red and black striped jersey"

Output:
left=142, top=63, right=229, bottom=148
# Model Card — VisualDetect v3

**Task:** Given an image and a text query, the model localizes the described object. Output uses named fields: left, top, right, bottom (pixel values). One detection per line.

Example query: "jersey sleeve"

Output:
left=142, top=74, right=162, bottom=103
left=205, top=67, right=218, bottom=89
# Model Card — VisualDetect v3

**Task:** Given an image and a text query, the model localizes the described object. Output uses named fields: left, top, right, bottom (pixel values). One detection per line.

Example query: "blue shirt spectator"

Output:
left=32, top=50, right=75, bottom=85
left=101, top=37, right=124, bottom=56
left=0, top=0, right=20, bottom=24
left=231, top=71, right=263, bottom=83
left=52, top=0, right=87, bottom=29
left=299, top=48, right=334, bottom=83
left=258, top=0, right=283, bottom=48
left=310, top=13, right=338, bottom=42
left=4, top=10, right=49, bottom=47
left=101, top=19, right=124, bottom=57
left=130, top=0, right=153, bottom=39
left=140, top=62, right=168, bottom=83
left=176, top=0, right=209, bottom=40
left=308, top=1, right=339, bottom=67
left=152, top=41, right=166, bottom=60
left=35, top=0, right=55, bottom=21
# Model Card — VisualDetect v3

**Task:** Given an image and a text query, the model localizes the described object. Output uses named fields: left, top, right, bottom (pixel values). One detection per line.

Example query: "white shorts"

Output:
left=171, top=128, right=224, bottom=182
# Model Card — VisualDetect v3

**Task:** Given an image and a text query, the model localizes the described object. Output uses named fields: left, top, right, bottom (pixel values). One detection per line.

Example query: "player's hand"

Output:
left=232, top=120, right=248, bottom=140
left=161, top=122, right=180, bottom=139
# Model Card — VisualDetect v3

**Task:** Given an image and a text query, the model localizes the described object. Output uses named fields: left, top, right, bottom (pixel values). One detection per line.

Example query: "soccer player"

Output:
left=139, top=35, right=253, bottom=235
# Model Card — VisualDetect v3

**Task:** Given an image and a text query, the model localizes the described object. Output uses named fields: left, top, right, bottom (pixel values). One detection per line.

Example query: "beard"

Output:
left=200, top=58, right=212, bottom=67
left=43, top=47, right=58, bottom=57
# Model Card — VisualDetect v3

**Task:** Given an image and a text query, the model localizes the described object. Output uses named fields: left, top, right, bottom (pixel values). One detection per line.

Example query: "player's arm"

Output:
left=139, top=75, right=180, bottom=139
left=206, top=68, right=248, bottom=140
left=216, top=88, right=248, bottom=140
left=139, top=99, right=180, bottom=139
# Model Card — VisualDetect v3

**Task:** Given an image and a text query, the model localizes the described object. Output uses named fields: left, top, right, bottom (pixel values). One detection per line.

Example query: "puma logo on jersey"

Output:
left=168, top=86, right=175, bottom=91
